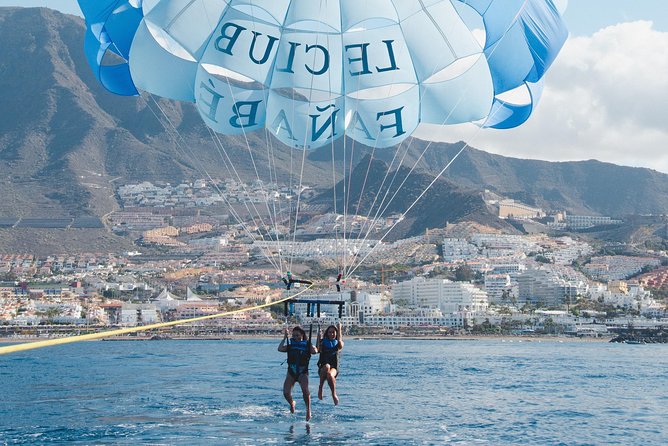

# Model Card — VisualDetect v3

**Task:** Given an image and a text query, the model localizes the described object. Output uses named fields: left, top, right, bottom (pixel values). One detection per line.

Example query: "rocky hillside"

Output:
left=2, top=7, right=668, bottom=250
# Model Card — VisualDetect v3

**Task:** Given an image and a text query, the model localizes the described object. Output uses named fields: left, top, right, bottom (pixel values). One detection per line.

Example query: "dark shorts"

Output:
left=288, top=366, right=308, bottom=380
left=318, top=363, right=338, bottom=377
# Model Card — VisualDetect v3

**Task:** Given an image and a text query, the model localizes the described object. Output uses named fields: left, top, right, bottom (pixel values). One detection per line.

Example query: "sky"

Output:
left=1, top=0, right=667, bottom=172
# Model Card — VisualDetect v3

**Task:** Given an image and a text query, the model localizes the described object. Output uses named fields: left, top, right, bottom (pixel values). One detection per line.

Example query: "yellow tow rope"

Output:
left=0, top=285, right=313, bottom=355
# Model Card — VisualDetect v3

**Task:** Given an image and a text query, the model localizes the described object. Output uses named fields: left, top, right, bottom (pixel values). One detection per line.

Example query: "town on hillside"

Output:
left=2, top=179, right=667, bottom=343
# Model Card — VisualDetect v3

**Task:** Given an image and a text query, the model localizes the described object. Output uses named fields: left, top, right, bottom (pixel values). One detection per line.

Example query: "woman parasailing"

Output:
left=316, top=321, right=344, bottom=405
left=278, top=325, right=318, bottom=421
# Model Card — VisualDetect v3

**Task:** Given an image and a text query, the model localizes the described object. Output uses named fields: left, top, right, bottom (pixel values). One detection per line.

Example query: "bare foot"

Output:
left=318, top=385, right=324, bottom=400
left=332, top=393, right=339, bottom=406
left=289, top=400, right=296, bottom=414
left=305, top=409, right=311, bottom=421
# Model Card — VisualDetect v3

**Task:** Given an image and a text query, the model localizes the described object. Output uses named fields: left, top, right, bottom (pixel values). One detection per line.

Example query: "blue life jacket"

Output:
left=318, top=338, right=340, bottom=369
left=287, top=339, right=311, bottom=379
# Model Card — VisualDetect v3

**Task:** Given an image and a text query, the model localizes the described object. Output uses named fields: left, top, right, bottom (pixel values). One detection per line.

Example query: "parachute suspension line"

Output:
left=345, top=102, right=507, bottom=279
left=286, top=87, right=298, bottom=275
left=288, top=14, right=326, bottom=275
left=328, top=31, right=345, bottom=278
left=263, top=110, right=291, bottom=276
left=345, top=42, right=452, bottom=263
left=341, top=84, right=366, bottom=278
left=353, top=146, right=376, bottom=218
left=206, top=126, right=283, bottom=264
left=247, top=3, right=286, bottom=276
left=284, top=29, right=299, bottom=274
left=287, top=115, right=295, bottom=274
left=147, top=97, right=280, bottom=272
left=263, top=127, right=287, bottom=274
left=235, top=3, right=289, bottom=274
left=346, top=3, right=530, bottom=277
left=330, top=127, right=341, bottom=274
left=337, top=82, right=346, bottom=278
left=343, top=81, right=401, bottom=277
left=343, top=127, right=361, bottom=276
left=342, top=136, right=354, bottom=276
left=345, top=10, right=504, bottom=277
left=142, top=94, right=281, bottom=272
left=343, top=141, right=411, bottom=276
left=256, top=93, right=288, bottom=273
left=343, top=132, right=357, bottom=277
left=341, top=136, right=347, bottom=276
left=200, top=0, right=216, bottom=31
left=341, top=61, right=409, bottom=280
left=344, top=134, right=413, bottom=274
left=343, top=92, right=470, bottom=277
left=363, top=94, right=472, bottom=237
left=219, top=79, right=285, bottom=273
left=325, top=37, right=340, bottom=275
left=289, top=145, right=308, bottom=274
left=348, top=143, right=379, bottom=273
left=340, top=54, right=364, bottom=278
left=347, top=143, right=467, bottom=278
left=0, top=283, right=315, bottom=356
left=288, top=149, right=313, bottom=275
left=345, top=52, right=416, bottom=253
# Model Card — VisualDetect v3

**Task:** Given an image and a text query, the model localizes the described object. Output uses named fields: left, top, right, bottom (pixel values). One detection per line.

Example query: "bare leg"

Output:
left=283, top=373, right=296, bottom=414
left=327, top=368, right=339, bottom=405
left=318, top=365, right=328, bottom=400
left=297, top=374, right=311, bottom=421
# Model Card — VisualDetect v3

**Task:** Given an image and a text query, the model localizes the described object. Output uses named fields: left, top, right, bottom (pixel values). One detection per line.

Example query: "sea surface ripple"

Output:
left=1, top=339, right=667, bottom=445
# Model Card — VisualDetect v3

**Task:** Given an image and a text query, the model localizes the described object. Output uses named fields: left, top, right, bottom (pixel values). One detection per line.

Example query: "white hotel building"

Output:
left=364, top=309, right=467, bottom=328
left=391, top=277, right=488, bottom=314
left=292, top=290, right=472, bottom=328
left=484, top=273, right=517, bottom=303
left=442, top=238, right=479, bottom=262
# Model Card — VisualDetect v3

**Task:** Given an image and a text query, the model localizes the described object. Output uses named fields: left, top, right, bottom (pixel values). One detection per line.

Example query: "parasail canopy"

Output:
left=79, top=0, right=568, bottom=150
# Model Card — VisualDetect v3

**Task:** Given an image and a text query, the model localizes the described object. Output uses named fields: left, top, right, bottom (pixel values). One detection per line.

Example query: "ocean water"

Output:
left=1, top=338, right=667, bottom=445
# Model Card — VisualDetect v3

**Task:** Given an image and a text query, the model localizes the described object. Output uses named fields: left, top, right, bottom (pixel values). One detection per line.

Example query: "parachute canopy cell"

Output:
left=78, top=0, right=568, bottom=149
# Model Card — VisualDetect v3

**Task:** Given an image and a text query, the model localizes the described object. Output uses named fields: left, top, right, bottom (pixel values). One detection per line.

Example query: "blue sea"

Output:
left=1, top=338, right=667, bottom=445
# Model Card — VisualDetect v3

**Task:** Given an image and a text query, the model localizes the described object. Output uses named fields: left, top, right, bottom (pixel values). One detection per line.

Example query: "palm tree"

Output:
left=501, top=289, right=510, bottom=304
left=564, top=293, right=571, bottom=312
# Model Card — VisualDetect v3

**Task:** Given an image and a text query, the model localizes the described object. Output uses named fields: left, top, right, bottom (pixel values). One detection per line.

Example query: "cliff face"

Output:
left=0, top=7, right=327, bottom=219
left=415, top=144, right=668, bottom=216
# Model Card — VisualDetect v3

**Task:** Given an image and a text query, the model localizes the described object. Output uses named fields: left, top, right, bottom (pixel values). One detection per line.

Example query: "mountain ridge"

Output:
left=1, top=7, right=668, bottom=252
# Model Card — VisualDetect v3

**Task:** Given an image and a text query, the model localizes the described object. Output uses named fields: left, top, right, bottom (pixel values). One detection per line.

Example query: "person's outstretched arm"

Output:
left=337, top=322, right=344, bottom=349
left=278, top=328, right=290, bottom=352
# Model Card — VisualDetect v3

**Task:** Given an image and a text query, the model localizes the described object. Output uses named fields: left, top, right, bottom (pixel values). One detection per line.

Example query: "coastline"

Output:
left=1, top=333, right=613, bottom=344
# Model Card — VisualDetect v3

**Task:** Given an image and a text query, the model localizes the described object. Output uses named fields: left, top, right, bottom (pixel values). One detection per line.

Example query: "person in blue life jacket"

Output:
left=278, top=326, right=318, bottom=421
left=316, top=322, right=344, bottom=405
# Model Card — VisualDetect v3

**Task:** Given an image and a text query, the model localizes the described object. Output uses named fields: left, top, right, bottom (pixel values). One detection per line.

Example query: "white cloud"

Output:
left=416, top=21, right=668, bottom=173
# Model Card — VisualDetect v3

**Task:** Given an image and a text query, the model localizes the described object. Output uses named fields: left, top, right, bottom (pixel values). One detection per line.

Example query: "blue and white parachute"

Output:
left=79, top=0, right=568, bottom=149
